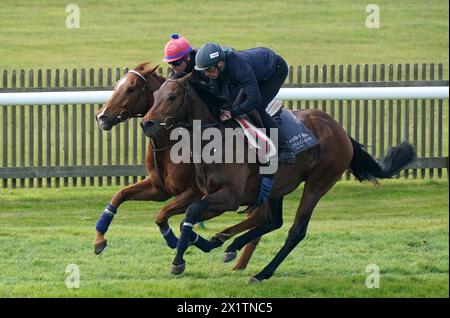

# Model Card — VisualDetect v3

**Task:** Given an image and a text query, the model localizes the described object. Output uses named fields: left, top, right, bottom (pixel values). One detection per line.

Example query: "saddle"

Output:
left=233, top=98, right=319, bottom=163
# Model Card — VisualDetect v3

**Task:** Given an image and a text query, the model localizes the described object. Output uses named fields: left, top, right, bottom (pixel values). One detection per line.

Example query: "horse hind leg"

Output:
left=223, top=196, right=284, bottom=263
left=233, top=237, right=261, bottom=271
left=209, top=206, right=266, bottom=270
left=171, top=187, right=240, bottom=275
left=250, top=177, right=339, bottom=283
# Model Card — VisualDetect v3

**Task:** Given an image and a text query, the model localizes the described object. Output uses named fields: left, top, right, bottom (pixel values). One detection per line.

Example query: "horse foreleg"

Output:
left=94, top=178, right=170, bottom=254
left=171, top=187, right=239, bottom=275
left=155, top=189, right=200, bottom=249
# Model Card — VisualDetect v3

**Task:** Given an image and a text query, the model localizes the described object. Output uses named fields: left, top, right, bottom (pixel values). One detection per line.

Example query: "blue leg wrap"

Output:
left=160, top=225, right=179, bottom=249
left=177, top=220, right=194, bottom=252
left=252, top=176, right=274, bottom=208
left=95, top=204, right=117, bottom=235
left=190, top=233, right=214, bottom=253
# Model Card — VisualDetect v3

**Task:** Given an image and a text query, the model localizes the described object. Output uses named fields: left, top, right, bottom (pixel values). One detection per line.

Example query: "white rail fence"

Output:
left=0, top=86, right=448, bottom=105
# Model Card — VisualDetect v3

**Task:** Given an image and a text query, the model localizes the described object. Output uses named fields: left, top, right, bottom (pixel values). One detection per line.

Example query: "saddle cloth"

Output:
left=233, top=99, right=319, bottom=162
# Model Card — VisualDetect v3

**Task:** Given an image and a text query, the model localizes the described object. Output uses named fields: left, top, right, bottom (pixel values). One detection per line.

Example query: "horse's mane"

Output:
left=186, top=77, right=230, bottom=120
left=171, top=72, right=188, bottom=80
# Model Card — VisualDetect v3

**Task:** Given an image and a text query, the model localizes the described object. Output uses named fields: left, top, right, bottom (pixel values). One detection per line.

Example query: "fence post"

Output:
left=9, top=70, right=17, bottom=188
left=89, top=68, right=95, bottom=186
left=55, top=68, right=61, bottom=187
left=81, top=68, right=87, bottom=187
left=2, top=70, right=8, bottom=188
left=19, top=70, right=26, bottom=188
left=98, top=67, right=104, bottom=186
left=72, top=68, right=78, bottom=186
left=437, top=63, right=443, bottom=178
left=46, top=69, right=52, bottom=187
left=28, top=69, right=34, bottom=188
left=420, top=63, right=427, bottom=179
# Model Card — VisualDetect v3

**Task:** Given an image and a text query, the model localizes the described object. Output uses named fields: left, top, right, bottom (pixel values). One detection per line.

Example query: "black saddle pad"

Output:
left=273, top=108, right=319, bottom=155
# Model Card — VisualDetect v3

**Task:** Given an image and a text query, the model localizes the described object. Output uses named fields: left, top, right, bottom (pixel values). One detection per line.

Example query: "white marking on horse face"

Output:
left=97, top=105, right=107, bottom=118
left=115, top=75, right=128, bottom=90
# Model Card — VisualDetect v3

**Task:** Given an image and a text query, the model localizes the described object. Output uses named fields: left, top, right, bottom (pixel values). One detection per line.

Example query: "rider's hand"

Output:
left=219, top=110, right=232, bottom=122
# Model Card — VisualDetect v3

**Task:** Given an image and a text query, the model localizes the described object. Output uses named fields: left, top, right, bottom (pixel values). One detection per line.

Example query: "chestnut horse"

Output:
left=94, top=63, right=264, bottom=270
left=141, top=73, right=416, bottom=282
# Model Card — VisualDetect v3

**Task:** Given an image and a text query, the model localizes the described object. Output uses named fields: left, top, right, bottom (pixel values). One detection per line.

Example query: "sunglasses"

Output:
left=205, top=65, right=218, bottom=72
left=169, top=59, right=184, bottom=67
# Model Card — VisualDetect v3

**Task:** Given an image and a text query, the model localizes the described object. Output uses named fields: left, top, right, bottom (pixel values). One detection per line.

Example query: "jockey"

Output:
left=163, top=34, right=197, bottom=77
left=194, top=42, right=296, bottom=165
left=194, top=42, right=296, bottom=208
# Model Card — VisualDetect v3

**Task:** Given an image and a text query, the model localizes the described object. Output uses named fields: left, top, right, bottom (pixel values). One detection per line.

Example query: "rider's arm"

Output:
left=229, top=63, right=262, bottom=117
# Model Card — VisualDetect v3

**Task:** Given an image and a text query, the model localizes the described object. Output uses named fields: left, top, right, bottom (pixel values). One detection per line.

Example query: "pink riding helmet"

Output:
left=163, top=34, right=193, bottom=63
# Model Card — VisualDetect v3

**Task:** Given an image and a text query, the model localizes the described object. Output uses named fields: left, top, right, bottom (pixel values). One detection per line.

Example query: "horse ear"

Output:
left=143, top=64, right=159, bottom=77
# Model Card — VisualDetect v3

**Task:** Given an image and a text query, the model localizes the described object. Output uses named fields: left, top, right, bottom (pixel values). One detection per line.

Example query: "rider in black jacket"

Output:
left=194, top=42, right=296, bottom=165
left=194, top=42, right=296, bottom=208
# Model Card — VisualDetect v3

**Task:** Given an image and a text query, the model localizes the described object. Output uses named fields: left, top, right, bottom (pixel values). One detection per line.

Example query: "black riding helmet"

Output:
left=194, top=42, right=225, bottom=71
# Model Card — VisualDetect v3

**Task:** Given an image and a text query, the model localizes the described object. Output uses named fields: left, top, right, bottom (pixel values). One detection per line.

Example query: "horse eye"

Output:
left=169, top=95, right=177, bottom=101
left=126, top=87, right=135, bottom=93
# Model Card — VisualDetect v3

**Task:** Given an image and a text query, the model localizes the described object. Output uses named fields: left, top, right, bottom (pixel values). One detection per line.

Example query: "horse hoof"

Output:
left=223, top=251, right=237, bottom=263
left=248, top=277, right=262, bottom=284
left=171, top=263, right=186, bottom=275
left=94, top=240, right=107, bottom=255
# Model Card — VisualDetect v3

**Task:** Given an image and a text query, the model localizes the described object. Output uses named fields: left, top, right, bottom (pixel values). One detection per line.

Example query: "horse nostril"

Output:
left=97, top=114, right=107, bottom=122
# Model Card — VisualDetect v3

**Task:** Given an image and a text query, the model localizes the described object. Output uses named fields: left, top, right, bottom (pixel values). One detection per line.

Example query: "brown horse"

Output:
left=94, top=63, right=263, bottom=270
left=141, top=72, right=416, bottom=282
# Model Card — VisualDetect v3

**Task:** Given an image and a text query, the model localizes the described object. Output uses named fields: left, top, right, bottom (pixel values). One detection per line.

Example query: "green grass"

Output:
left=0, top=0, right=448, bottom=71
left=0, top=179, right=448, bottom=297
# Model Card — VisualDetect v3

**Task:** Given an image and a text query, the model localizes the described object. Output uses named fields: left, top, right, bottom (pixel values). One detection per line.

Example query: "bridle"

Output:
left=146, top=79, right=219, bottom=132
left=115, top=70, right=154, bottom=122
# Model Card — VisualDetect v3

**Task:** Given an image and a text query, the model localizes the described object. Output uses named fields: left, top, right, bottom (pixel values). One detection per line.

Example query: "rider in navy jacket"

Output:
left=195, top=43, right=296, bottom=165
left=220, top=48, right=278, bottom=117
left=195, top=43, right=296, bottom=209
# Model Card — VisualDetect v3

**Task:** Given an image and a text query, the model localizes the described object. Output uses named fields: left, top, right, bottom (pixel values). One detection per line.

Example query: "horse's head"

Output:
left=140, top=72, right=226, bottom=139
left=96, top=62, right=164, bottom=130
left=140, top=73, right=188, bottom=138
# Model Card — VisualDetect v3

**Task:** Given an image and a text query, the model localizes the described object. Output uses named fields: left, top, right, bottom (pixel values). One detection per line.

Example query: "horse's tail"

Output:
left=348, top=137, right=417, bottom=183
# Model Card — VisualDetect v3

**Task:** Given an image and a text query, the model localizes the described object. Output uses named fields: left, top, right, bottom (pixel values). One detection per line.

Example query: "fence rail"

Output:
left=0, top=63, right=448, bottom=188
